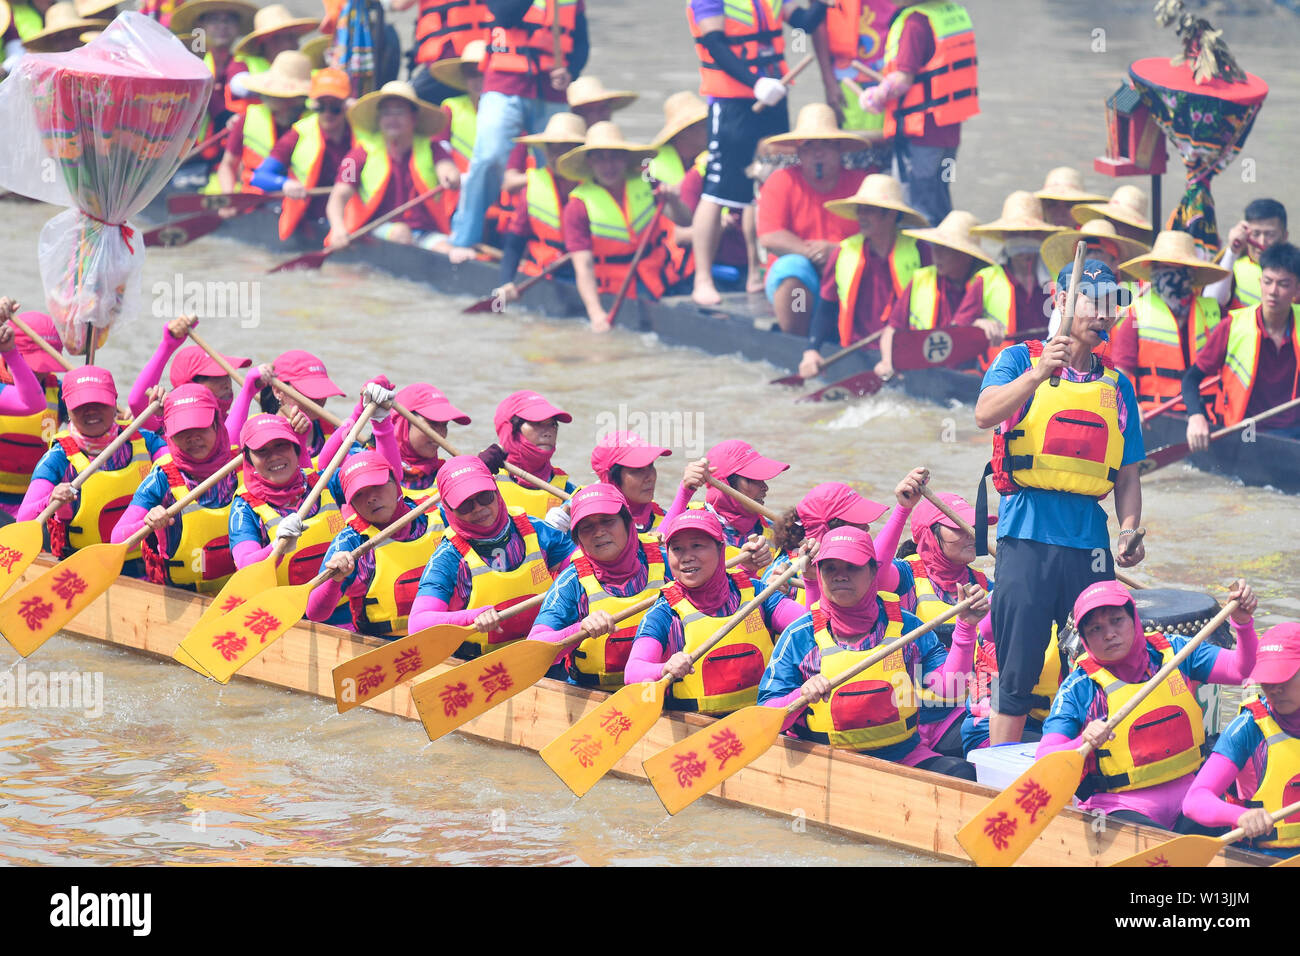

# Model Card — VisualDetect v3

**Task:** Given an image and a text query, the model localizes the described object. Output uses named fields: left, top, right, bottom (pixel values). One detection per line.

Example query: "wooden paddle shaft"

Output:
left=1118, top=527, right=1147, bottom=559
left=680, top=555, right=809, bottom=670
left=704, top=472, right=781, bottom=523
left=607, top=199, right=666, bottom=327
left=819, top=327, right=884, bottom=369
left=850, top=59, right=885, bottom=82
left=7, top=312, right=74, bottom=372
left=182, top=127, right=229, bottom=163
left=123, top=454, right=245, bottom=552
left=470, top=253, right=574, bottom=312
left=753, top=53, right=815, bottom=112
left=306, top=490, right=444, bottom=588
left=346, top=187, right=443, bottom=245
left=1207, top=394, right=1300, bottom=444
left=1049, top=240, right=1088, bottom=388
left=1219, top=798, right=1300, bottom=843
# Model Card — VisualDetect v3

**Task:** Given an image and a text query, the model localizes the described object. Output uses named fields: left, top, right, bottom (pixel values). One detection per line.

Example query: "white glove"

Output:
left=543, top=505, right=571, bottom=532
left=228, top=71, right=251, bottom=100
left=753, top=76, right=788, bottom=107
left=275, top=513, right=306, bottom=543
left=362, top=383, right=396, bottom=420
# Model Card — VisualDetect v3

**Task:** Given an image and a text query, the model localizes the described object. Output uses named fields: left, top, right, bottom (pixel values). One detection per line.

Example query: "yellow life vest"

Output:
left=51, top=429, right=153, bottom=559
left=1233, top=256, right=1262, bottom=309
left=146, top=453, right=238, bottom=593
left=11, top=2, right=43, bottom=39
left=663, top=568, right=774, bottom=715
left=445, top=508, right=553, bottom=657
left=973, top=622, right=1062, bottom=724
left=236, top=473, right=346, bottom=588
left=345, top=503, right=445, bottom=638
left=494, top=467, right=568, bottom=519
left=804, top=595, right=917, bottom=750
left=569, top=534, right=666, bottom=687
left=1241, top=698, right=1300, bottom=849
left=834, top=232, right=922, bottom=345
left=0, top=372, right=59, bottom=495
left=902, top=553, right=987, bottom=628
left=646, top=145, right=705, bottom=187
left=1078, top=633, right=1206, bottom=793
left=241, top=54, right=271, bottom=76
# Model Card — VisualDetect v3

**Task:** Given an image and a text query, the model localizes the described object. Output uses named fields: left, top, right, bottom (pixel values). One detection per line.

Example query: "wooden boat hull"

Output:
left=13, top=559, right=1269, bottom=867
left=1143, top=410, right=1300, bottom=494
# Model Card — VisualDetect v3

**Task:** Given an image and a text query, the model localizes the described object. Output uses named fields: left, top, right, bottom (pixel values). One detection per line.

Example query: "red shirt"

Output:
left=206, top=52, right=249, bottom=128
left=507, top=142, right=531, bottom=173
left=562, top=181, right=627, bottom=253
left=507, top=174, right=576, bottom=238
left=892, top=12, right=961, bottom=149
left=225, top=113, right=294, bottom=164
left=886, top=271, right=969, bottom=330
left=339, top=137, right=452, bottom=232
left=269, top=127, right=355, bottom=221
left=952, top=268, right=1051, bottom=335
left=483, top=0, right=585, bottom=104
left=756, top=166, right=866, bottom=268
left=1195, top=306, right=1300, bottom=429
left=820, top=238, right=933, bottom=341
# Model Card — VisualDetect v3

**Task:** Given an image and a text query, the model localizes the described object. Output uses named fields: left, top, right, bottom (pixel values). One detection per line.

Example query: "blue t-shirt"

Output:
left=533, top=544, right=667, bottom=632
left=416, top=516, right=575, bottom=605
left=1212, top=706, right=1267, bottom=771
left=979, top=344, right=1145, bottom=550
left=226, top=469, right=346, bottom=552
left=633, top=575, right=789, bottom=656
left=128, top=464, right=239, bottom=559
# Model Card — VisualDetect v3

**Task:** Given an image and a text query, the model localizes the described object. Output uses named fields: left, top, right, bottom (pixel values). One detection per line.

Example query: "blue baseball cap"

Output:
left=1056, top=258, right=1133, bottom=309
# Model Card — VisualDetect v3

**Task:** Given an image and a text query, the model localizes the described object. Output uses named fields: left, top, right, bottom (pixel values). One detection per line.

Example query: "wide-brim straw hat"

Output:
left=653, top=90, right=707, bottom=147
left=566, top=75, right=637, bottom=114
left=243, top=49, right=313, bottom=99
left=902, top=210, right=996, bottom=267
left=349, top=80, right=447, bottom=137
left=971, top=190, right=1065, bottom=240
left=301, top=34, right=330, bottom=69
left=22, top=2, right=106, bottom=51
left=760, top=103, right=870, bottom=152
left=231, top=3, right=318, bottom=58
left=1118, top=229, right=1230, bottom=287
left=1034, top=166, right=1108, bottom=204
left=74, top=0, right=119, bottom=17
left=825, top=173, right=927, bottom=228
left=515, top=110, right=587, bottom=147
left=0, top=3, right=10, bottom=38
left=169, top=0, right=257, bottom=37
left=1072, top=184, right=1152, bottom=232
left=429, top=38, right=486, bottom=91
left=1041, top=219, right=1150, bottom=275
left=556, top=121, right=656, bottom=182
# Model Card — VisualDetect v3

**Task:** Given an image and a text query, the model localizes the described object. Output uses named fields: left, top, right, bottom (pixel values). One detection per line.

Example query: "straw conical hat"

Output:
left=429, top=38, right=486, bottom=91
left=169, top=0, right=257, bottom=37
left=348, top=80, right=447, bottom=137
left=1034, top=166, right=1108, bottom=203
left=1072, top=184, right=1152, bottom=231
left=825, top=174, right=928, bottom=228
left=556, top=121, right=656, bottom=182
left=1118, top=230, right=1230, bottom=287
left=301, top=34, right=330, bottom=69
left=566, top=75, right=637, bottom=113
left=1041, top=219, right=1150, bottom=275
left=971, top=191, right=1066, bottom=240
left=653, top=91, right=707, bottom=147
left=515, top=111, right=587, bottom=147
left=0, top=3, right=10, bottom=39
left=243, top=49, right=312, bottom=99
left=231, top=4, right=317, bottom=57
left=74, top=0, right=120, bottom=17
left=902, top=210, right=995, bottom=266
left=22, top=2, right=105, bottom=51
left=760, top=103, right=868, bottom=152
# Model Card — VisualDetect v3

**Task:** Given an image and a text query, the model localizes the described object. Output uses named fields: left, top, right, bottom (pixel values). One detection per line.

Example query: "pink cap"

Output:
left=1072, top=580, right=1135, bottom=627
left=662, top=508, right=726, bottom=544
left=707, top=439, right=789, bottom=481
left=437, top=454, right=499, bottom=509
left=169, top=345, right=251, bottom=388
left=13, top=312, right=65, bottom=375
left=797, top=482, right=888, bottom=529
left=239, top=413, right=305, bottom=452
left=814, top=526, right=877, bottom=566
left=1251, top=623, right=1300, bottom=685
left=493, top=390, right=572, bottom=437
left=163, top=384, right=220, bottom=433
left=273, top=350, right=345, bottom=400
left=909, top=492, right=995, bottom=539
left=590, top=431, right=671, bottom=482
left=570, top=482, right=630, bottom=528
left=340, top=450, right=397, bottom=501
left=395, top=383, right=471, bottom=425
left=62, top=365, right=117, bottom=410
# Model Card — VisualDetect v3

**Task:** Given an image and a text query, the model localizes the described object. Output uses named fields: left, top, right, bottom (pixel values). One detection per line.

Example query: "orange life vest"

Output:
left=685, top=0, right=786, bottom=100
left=1220, top=305, right=1300, bottom=427
left=570, top=175, right=681, bottom=299
left=485, top=0, right=576, bottom=76
left=413, top=0, right=493, bottom=65
left=1126, top=292, right=1223, bottom=411
left=335, top=130, right=444, bottom=241
left=239, top=104, right=287, bottom=193
left=278, top=115, right=354, bottom=240
left=520, top=166, right=569, bottom=275
left=881, top=2, right=979, bottom=139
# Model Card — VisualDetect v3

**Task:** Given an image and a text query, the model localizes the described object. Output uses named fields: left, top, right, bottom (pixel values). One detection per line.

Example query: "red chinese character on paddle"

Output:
left=599, top=708, right=633, bottom=744
left=671, top=751, right=708, bottom=789
left=1146, top=854, right=1170, bottom=867
left=357, top=665, right=386, bottom=697
left=17, top=596, right=54, bottom=631
left=1014, top=780, right=1051, bottom=824
left=478, top=662, right=513, bottom=703
left=243, top=608, right=282, bottom=644
left=569, top=733, right=603, bottom=769
left=708, top=728, right=744, bottom=770
left=394, top=647, right=423, bottom=678
left=219, top=595, right=246, bottom=614
left=439, top=681, right=473, bottom=717
left=983, top=811, right=1018, bottom=851
left=0, top=546, right=24, bottom=573
left=50, top=569, right=87, bottom=610
left=212, top=631, right=247, bottom=662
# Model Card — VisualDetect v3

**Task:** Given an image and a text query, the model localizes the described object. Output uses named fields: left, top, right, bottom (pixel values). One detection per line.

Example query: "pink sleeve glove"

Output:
left=0, top=347, right=46, bottom=416
left=1182, top=753, right=1250, bottom=829
left=925, top=617, right=977, bottom=697
left=1207, top=617, right=1259, bottom=685
left=660, top=482, right=697, bottom=530
left=407, top=594, right=481, bottom=632
left=871, top=504, right=912, bottom=592
left=16, top=478, right=68, bottom=522
left=305, top=577, right=346, bottom=623
left=223, top=367, right=263, bottom=442
left=233, top=537, right=275, bottom=568
left=623, top=635, right=670, bottom=685
left=111, top=504, right=151, bottom=545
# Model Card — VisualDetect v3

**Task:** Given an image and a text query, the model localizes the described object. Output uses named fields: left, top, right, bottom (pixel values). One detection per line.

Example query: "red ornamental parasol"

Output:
left=0, top=12, right=212, bottom=354
left=1129, top=56, right=1267, bottom=255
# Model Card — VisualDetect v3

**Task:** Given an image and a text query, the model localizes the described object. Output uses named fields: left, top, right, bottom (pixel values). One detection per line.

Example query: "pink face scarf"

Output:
left=241, top=437, right=309, bottom=509
left=439, top=459, right=511, bottom=541
left=1088, top=603, right=1152, bottom=685
left=705, top=480, right=758, bottom=535
left=496, top=419, right=555, bottom=482
left=395, top=414, right=442, bottom=479
left=69, top=419, right=121, bottom=456
left=165, top=414, right=232, bottom=482
left=580, top=511, right=644, bottom=589
left=819, top=563, right=882, bottom=638
left=913, top=520, right=972, bottom=598
left=679, top=540, right=733, bottom=613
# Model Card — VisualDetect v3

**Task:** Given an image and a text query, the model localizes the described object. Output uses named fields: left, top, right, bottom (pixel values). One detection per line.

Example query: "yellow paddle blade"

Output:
left=0, top=542, right=127, bottom=657
left=644, top=703, right=788, bottom=815
left=172, top=557, right=279, bottom=677
left=172, top=644, right=215, bottom=680
left=332, top=624, right=467, bottom=714
left=955, top=748, right=1084, bottom=867
left=174, top=582, right=311, bottom=684
left=1271, top=852, right=1300, bottom=867
left=1110, top=834, right=1226, bottom=868
left=0, top=519, right=44, bottom=599
left=412, top=638, right=559, bottom=742
left=540, top=680, right=667, bottom=797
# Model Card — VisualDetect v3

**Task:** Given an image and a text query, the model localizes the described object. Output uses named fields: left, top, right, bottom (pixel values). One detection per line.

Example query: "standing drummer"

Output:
left=974, top=259, right=1146, bottom=746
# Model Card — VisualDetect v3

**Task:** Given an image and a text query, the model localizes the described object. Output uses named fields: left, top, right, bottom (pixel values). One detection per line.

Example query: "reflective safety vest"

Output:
left=995, top=341, right=1125, bottom=498
left=337, top=129, right=443, bottom=239
left=569, top=535, right=666, bottom=687
left=1242, top=699, right=1300, bottom=849
left=1078, top=633, right=1206, bottom=793
left=804, top=596, right=917, bottom=750
left=1127, top=292, right=1222, bottom=410
left=494, top=466, right=568, bottom=519
left=686, top=0, right=786, bottom=100
left=521, top=167, right=568, bottom=274
left=571, top=175, right=680, bottom=298
left=1232, top=256, right=1262, bottom=310
left=835, top=232, right=922, bottom=346
left=485, top=0, right=576, bottom=75
left=49, top=430, right=154, bottom=560
left=11, top=2, right=43, bottom=39
left=240, top=103, right=282, bottom=192
left=413, top=0, right=493, bottom=64
left=663, top=569, right=775, bottom=715
left=241, top=54, right=271, bottom=76
left=443, top=95, right=477, bottom=172
left=446, top=508, right=553, bottom=657
left=973, top=264, right=1017, bottom=371
left=142, top=453, right=238, bottom=593
left=881, top=1, right=979, bottom=139
left=903, top=264, right=967, bottom=330
left=0, top=371, right=59, bottom=496
left=193, top=52, right=251, bottom=163
left=973, top=623, right=1062, bottom=724
left=237, top=473, right=346, bottom=588
left=279, top=114, right=353, bottom=240
left=646, top=146, right=705, bottom=282
left=1220, top=305, right=1300, bottom=427
left=345, top=505, right=445, bottom=637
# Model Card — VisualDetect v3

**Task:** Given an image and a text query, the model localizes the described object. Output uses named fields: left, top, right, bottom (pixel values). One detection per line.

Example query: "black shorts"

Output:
left=701, top=96, right=789, bottom=208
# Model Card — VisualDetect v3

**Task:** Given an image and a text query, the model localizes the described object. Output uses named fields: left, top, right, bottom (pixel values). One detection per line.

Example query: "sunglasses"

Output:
left=453, top=490, right=496, bottom=515
left=316, top=102, right=345, bottom=115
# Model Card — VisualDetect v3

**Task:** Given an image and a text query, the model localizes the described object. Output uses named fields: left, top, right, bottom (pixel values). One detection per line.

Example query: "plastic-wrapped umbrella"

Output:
left=1129, top=56, right=1267, bottom=255
left=0, top=12, right=211, bottom=356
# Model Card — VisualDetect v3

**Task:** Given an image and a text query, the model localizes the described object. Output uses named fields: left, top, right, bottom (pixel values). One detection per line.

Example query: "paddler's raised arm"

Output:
left=973, top=335, right=1070, bottom=429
